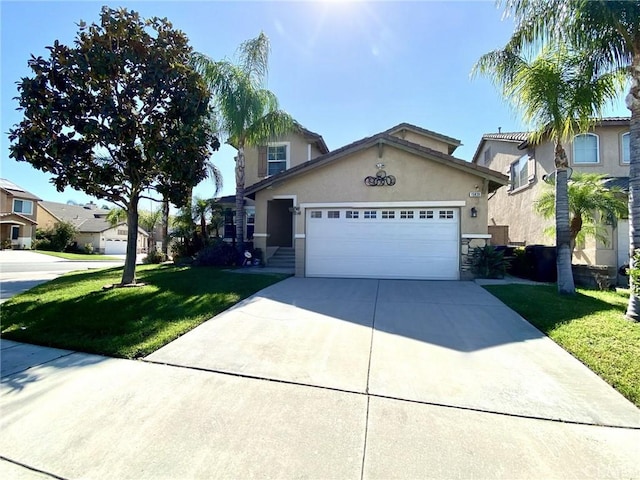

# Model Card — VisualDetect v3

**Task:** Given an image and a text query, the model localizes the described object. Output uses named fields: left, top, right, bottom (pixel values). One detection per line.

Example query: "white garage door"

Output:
left=105, top=239, right=128, bottom=255
left=306, top=207, right=459, bottom=280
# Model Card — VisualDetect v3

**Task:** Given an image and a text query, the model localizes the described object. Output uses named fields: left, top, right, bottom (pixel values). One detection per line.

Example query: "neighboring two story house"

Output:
left=242, top=123, right=508, bottom=280
left=38, top=201, right=148, bottom=254
left=471, top=117, right=630, bottom=275
left=0, top=178, right=41, bottom=249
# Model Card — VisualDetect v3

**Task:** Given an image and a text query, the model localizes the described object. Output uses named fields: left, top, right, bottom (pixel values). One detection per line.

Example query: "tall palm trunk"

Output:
left=626, top=53, right=640, bottom=320
left=122, top=193, right=140, bottom=285
left=554, top=141, right=575, bottom=295
left=161, top=197, right=169, bottom=256
left=235, top=146, right=246, bottom=254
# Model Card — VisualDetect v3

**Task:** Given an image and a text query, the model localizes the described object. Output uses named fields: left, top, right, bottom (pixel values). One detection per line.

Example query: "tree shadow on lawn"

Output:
left=1, top=265, right=286, bottom=359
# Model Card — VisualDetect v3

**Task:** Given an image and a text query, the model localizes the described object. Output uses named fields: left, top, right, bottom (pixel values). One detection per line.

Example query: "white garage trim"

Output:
left=104, top=239, right=128, bottom=255
left=301, top=201, right=465, bottom=209
left=305, top=206, right=460, bottom=280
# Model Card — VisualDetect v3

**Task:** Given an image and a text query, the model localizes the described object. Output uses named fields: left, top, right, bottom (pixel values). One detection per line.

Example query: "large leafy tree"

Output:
left=8, top=7, right=217, bottom=284
left=191, top=32, right=295, bottom=253
left=495, top=0, right=640, bottom=314
left=535, top=173, right=627, bottom=256
left=474, top=45, right=623, bottom=294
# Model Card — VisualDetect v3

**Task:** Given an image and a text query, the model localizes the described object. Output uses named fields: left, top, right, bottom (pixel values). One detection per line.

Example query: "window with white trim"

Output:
left=310, top=211, right=322, bottom=219
left=346, top=210, right=359, bottom=219
left=439, top=210, right=454, bottom=219
left=419, top=210, right=434, bottom=219
left=381, top=210, right=395, bottom=219
left=622, top=132, right=630, bottom=164
left=510, top=154, right=529, bottom=190
left=267, top=143, right=289, bottom=176
left=364, top=210, right=377, bottom=219
left=400, top=210, right=414, bottom=219
left=573, top=133, right=599, bottom=164
left=12, top=199, right=33, bottom=215
left=483, top=147, right=491, bottom=166
left=117, top=229, right=127, bottom=236
left=328, top=211, right=340, bottom=219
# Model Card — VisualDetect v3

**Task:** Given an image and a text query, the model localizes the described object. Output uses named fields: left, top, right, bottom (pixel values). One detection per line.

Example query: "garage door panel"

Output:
left=306, top=208, right=459, bottom=280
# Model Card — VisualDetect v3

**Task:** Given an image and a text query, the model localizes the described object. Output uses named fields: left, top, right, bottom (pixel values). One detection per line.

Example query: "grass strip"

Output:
left=1, top=264, right=287, bottom=359
left=484, top=284, right=640, bottom=407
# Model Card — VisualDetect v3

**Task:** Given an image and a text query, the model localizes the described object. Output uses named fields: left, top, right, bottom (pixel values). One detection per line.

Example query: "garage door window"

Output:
left=419, top=210, right=434, bottom=219
left=439, top=210, right=454, bottom=219
left=310, top=211, right=322, bottom=218
left=346, top=210, right=359, bottom=219
left=400, top=210, right=414, bottom=219
left=382, top=210, right=395, bottom=219
left=328, top=211, right=340, bottom=219
left=364, top=210, right=377, bottom=219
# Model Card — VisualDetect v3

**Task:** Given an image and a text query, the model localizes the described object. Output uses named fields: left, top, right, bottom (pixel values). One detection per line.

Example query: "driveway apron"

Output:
left=2, top=277, right=639, bottom=479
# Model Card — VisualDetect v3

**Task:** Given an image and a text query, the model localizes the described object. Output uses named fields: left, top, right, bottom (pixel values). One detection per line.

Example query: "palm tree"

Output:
left=138, top=208, right=162, bottom=251
left=106, top=207, right=126, bottom=227
left=473, top=44, right=623, bottom=294
left=495, top=0, right=640, bottom=314
left=191, top=32, right=294, bottom=253
left=535, top=173, right=628, bottom=257
left=192, top=196, right=212, bottom=242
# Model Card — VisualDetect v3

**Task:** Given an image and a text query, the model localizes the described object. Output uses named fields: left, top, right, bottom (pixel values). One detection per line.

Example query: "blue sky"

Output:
left=1, top=0, right=629, bottom=208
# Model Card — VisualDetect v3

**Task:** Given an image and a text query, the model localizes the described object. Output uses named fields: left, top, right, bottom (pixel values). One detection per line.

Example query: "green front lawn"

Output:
left=1, top=265, right=287, bottom=358
left=34, top=250, right=121, bottom=260
left=484, top=285, right=640, bottom=407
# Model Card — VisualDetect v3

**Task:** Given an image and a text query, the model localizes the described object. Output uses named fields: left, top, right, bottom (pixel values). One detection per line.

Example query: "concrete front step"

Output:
left=267, top=248, right=295, bottom=268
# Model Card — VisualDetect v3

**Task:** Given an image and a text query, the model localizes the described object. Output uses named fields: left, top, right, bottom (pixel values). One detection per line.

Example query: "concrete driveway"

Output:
left=1, top=278, right=639, bottom=479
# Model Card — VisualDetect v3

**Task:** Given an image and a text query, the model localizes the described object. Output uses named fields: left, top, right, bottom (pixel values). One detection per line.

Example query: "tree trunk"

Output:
left=235, top=147, right=246, bottom=254
left=555, top=142, right=575, bottom=295
left=161, top=197, right=170, bottom=256
left=626, top=52, right=640, bottom=321
left=121, top=193, right=139, bottom=285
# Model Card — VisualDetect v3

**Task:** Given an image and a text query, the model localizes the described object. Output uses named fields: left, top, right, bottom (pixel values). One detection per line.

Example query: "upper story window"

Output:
left=12, top=199, right=33, bottom=215
left=573, top=133, right=599, bottom=164
left=510, top=154, right=529, bottom=190
left=483, top=147, right=491, bottom=166
left=622, top=132, right=630, bottom=164
left=267, top=143, right=289, bottom=176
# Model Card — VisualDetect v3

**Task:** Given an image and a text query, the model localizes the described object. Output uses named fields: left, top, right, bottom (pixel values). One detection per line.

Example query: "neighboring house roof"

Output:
left=472, top=116, right=631, bottom=164
left=384, top=123, right=462, bottom=154
left=39, top=201, right=148, bottom=235
left=0, top=212, right=37, bottom=225
left=245, top=130, right=509, bottom=198
left=0, top=178, right=42, bottom=202
left=603, top=176, right=629, bottom=192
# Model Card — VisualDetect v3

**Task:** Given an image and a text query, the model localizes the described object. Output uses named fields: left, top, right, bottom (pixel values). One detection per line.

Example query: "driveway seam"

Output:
left=140, top=358, right=640, bottom=431
left=360, top=279, right=380, bottom=480
left=0, top=455, right=68, bottom=480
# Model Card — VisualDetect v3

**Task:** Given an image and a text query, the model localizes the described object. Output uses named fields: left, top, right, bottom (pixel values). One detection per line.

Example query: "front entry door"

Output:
left=267, top=199, right=293, bottom=247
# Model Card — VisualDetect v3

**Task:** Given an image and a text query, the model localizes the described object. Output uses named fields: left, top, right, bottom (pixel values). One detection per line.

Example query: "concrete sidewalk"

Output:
left=2, top=279, right=639, bottom=479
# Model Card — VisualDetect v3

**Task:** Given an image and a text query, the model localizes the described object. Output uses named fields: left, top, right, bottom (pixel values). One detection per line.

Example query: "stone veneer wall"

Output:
left=460, top=235, right=491, bottom=280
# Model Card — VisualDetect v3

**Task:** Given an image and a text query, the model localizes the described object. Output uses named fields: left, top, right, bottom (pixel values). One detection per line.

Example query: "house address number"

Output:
left=469, top=192, right=481, bottom=197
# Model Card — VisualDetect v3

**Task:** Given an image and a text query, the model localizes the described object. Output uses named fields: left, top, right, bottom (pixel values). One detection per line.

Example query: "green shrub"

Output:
left=83, top=243, right=94, bottom=254
left=143, top=249, right=168, bottom=264
left=1, top=239, right=13, bottom=250
left=471, top=245, right=510, bottom=279
left=33, top=238, right=54, bottom=251
left=194, top=239, right=236, bottom=267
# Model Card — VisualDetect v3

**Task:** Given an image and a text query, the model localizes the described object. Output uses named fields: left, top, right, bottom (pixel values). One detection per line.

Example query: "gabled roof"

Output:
left=39, top=201, right=117, bottom=233
left=0, top=212, right=37, bottom=225
left=298, top=124, right=330, bottom=154
left=245, top=130, right=508, bottom=198
left=384, top=123, right=462, bottom=155
left=0, top=178, right=42, bottom=202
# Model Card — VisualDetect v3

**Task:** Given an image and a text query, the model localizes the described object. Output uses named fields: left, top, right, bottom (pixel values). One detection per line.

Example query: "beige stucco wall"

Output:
left=482, top=124, right=630, bottom=267
left=244, top=131, right=323, bottom=187
left=253, top=144, right=493, bottom=276
left=389, top=130, right=451, bottom=154
left=36, top=205, right=59, bottom=230
left=1, top=191, right=38, bottom=223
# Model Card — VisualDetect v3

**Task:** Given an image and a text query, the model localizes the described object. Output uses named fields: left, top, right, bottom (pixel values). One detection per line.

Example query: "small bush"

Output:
left=1, top=239, right=13, bottom=250
left=628, top=249, right=640, bottom=296
left=83, top=243, right=94, bottom=254
left=194, top=239, right=236, bottom=267
left=33, top=238, right=54, bottom=251
left=471, top=245, right=510, bottom=279
left=143, top=249, right=168, bottom=264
